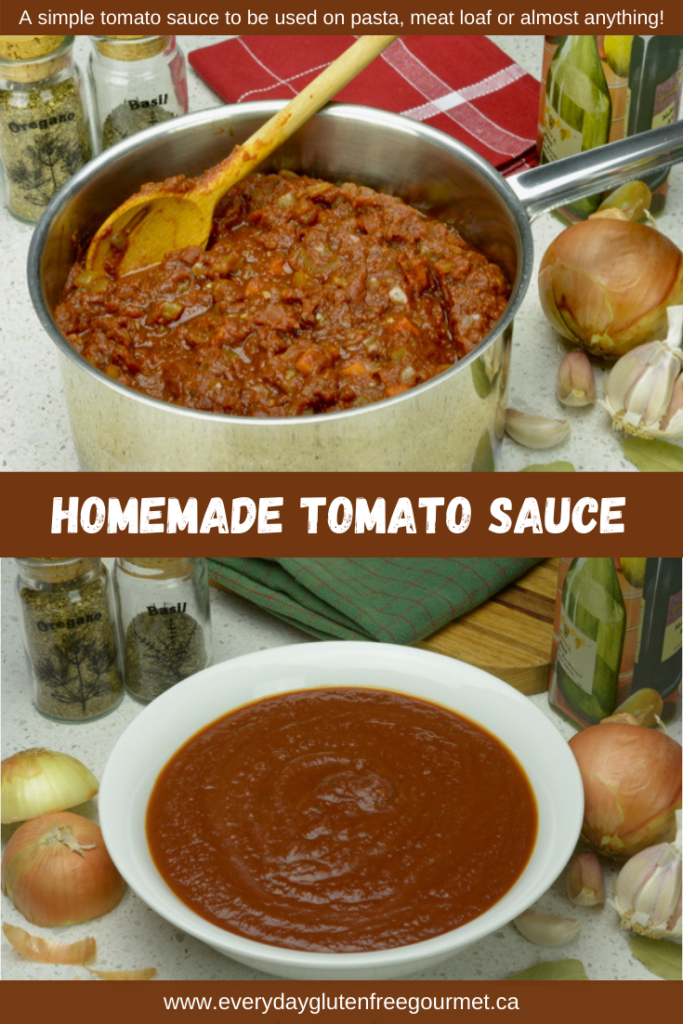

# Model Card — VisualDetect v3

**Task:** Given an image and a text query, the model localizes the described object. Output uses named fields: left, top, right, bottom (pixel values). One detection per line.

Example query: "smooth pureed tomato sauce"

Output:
left=55, top=172, right=510, bottom=417
left=146, top=688, right=537, bottom=953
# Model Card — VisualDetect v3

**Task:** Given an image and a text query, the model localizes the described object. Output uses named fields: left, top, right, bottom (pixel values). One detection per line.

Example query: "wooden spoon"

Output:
left=86, top=35, right=398, bottom=277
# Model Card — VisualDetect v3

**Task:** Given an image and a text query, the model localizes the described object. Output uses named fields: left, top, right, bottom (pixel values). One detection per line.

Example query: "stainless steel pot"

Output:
left=28, top=106, right=683, bottom=471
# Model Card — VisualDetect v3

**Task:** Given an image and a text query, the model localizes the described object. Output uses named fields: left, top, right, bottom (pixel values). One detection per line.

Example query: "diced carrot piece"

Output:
left=269, top=256, right=289, bottom=276
left=392, top=316, right=419, bottom=334
left=244, top=279, right=263, bottom=297
left=340, top=361, right=369, bottom=376
left=295, top=351, right=316, bottom=375
left=385, top=384, right=408, bottom=397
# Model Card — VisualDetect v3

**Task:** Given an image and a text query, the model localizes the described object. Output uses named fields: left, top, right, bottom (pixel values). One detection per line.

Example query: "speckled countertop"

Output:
left=1, top=34, right=682, bottom=471
left=2, top=558, right=680, bottom=981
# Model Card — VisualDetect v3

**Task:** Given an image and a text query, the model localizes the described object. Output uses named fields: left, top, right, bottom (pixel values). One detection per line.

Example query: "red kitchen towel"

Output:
left=189, top=36, right=539, bottom=176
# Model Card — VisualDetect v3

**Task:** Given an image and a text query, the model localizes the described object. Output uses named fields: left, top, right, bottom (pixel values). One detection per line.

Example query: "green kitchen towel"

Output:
left=208, top=558, right=541, bottom=644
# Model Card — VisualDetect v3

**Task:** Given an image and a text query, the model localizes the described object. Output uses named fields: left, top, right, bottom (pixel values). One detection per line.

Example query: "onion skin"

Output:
left=2, top=923, right=96, bottom=964
left=538, top=220, right=683, bottom=360
left=1, top=811, right=126, bottom=926
left=569, top=724, right=682, bottom=860
left=87, top=967, right=157, bottom=980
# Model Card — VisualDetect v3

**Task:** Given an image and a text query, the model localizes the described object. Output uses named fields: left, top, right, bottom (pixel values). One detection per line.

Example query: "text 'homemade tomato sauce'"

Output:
left=56, top=172, right=510, bottom=417
left=146, top=688, right=537, bottom=953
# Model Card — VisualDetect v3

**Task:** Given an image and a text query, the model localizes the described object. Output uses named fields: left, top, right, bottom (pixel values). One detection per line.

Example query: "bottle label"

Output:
left=541, top=100, right=583, bottom=164
left=626, top=66, right=683, bottom=131
left=652, top=67, right=683, bottom=128
left=557, top=612, right=598, bottom=694
left=662, top=589, right=682, bottom=662
left=634, top=595, right=645, bottom=662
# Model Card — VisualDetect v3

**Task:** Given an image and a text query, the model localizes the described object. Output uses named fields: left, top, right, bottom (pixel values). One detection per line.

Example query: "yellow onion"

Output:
left=569, top=723, right=682, bottom=860
left=1, top=748, right=99, bottom=824
left=538, top=219, right=683, bottom=360
left=1, top=811, right=126, bottom=926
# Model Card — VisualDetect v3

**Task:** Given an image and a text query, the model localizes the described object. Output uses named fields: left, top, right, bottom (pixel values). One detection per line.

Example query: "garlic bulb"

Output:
left=610, top=811, right=682, bottom=939
left=603, top=305, right=683, bottom=439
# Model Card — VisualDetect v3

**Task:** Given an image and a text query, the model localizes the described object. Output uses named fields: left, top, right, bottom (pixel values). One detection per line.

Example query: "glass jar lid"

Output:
left=0, top=35, right=74, bottom=83
left=16, top=557, right=99, bottom=584
left=91, top=36, right=169, bottom=61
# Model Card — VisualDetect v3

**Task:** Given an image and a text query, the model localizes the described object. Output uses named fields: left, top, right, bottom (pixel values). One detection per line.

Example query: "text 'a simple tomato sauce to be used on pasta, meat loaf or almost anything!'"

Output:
left=55, top=172, right=510, bottom=417
left=146, top=688, right=537, bottom=953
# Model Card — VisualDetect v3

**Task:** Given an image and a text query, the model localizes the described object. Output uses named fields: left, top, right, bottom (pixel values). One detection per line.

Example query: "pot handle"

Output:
left=508, top=121, right=683, bottom=219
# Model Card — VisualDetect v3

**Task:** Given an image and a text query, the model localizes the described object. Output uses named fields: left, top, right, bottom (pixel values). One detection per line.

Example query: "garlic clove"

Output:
left=557, top=350, right=596, bottom=407
left=567, top=851, right=606, bottom=906
left=505, top=409, right=570, bottom=449
left=513, top=909, right=580, bottom=946
left=604, top=342, right=653, bottom=412
left=623, top=348, right=679, bottom=427
left=660, top=374, right=683, bottom=438
left=610, top=811, right=682, bottom=939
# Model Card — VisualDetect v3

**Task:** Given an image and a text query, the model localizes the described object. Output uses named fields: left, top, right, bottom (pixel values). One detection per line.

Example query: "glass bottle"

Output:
left=625, top=35, right=683, bottom=208
left=632, top=558, right=682, bottom=700
left=0, top=35, right=91, bottom=222
left=541, top=35, right=612, bottom=217
left=15, top=558, right=123, bottom=722
left=88, top=35, right=188, bottom=152
left=553, top=557, right=626, bottom=724
left=114, top=558, right=212, bottom=702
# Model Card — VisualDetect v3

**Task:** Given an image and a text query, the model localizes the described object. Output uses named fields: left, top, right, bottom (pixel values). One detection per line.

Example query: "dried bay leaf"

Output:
left=622, top=437, right=683, bottom=472
left=507, top=959, right=588, bottom=980
left=520, top=461, right=576, bottom=472
left=630, top=936, right=682, bottom=980
left=471, top=430, right=495, bottom=472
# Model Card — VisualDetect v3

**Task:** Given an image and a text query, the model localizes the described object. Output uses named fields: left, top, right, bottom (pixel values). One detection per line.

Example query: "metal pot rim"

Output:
left=27, top=101, right=533, bottom=429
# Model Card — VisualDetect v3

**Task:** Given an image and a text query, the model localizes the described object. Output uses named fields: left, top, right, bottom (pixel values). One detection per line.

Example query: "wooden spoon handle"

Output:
left=210, top=35, right=399, bottom=202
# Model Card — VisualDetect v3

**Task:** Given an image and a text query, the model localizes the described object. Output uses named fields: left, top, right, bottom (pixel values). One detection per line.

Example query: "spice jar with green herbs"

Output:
left=114, top=558, right=211, bottom=702
left=0, top=36, right=91, bottom=222
left=15, top=558, right=123, bottom=722
left=88, top=36, right=188, bottom=152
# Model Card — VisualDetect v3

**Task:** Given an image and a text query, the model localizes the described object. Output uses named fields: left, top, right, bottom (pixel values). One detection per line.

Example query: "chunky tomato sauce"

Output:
left=56, top=172, right=510, bottom=417
left=146, top=688, right=537, bottom=953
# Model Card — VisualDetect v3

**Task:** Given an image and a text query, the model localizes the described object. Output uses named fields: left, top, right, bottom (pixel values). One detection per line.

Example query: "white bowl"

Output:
left=99, top=642, right=583, bottom=980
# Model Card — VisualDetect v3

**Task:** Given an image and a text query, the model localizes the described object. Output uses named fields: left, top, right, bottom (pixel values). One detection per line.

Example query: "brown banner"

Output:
left=2, top=471, right=679, bottom=556
left=1, top=979, right=682, bottom=1018
left=0, top=0, right=681, bottom=34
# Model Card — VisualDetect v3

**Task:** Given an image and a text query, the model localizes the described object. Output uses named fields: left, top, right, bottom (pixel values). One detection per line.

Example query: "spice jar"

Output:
left=0, top=36, right=91, bottom=223
left=15, top=558, right=123, bottom=722
left=88, top=35, right=188, bottom=152
left=114, top=558, right=212, bottom=702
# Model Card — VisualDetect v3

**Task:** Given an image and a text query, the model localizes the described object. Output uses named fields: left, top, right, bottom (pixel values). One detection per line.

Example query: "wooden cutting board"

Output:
left=415, top=558, right=560, bottom=695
